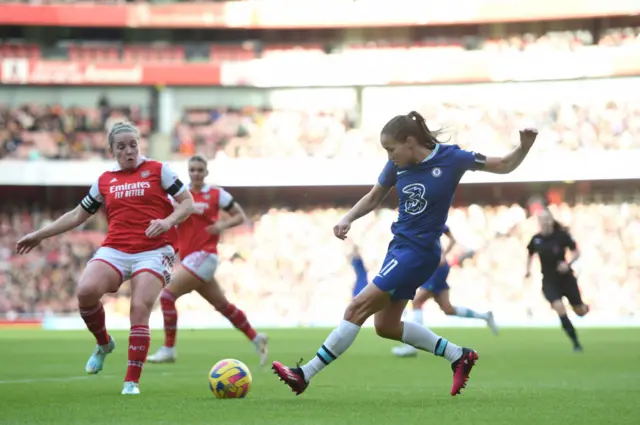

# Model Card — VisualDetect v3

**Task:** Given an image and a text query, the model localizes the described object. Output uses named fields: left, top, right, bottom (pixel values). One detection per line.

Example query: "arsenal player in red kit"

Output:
left=16, top=122, right=196, bottom=395
left=147, top=155, right=268, bottom=366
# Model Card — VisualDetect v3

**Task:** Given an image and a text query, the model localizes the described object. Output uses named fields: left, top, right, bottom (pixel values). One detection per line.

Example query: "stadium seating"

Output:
left=2, top=202, right=638, bottom=319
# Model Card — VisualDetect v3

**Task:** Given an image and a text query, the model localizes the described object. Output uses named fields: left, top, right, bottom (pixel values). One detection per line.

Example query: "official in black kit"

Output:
left=526, top=209, right=589, bottom=352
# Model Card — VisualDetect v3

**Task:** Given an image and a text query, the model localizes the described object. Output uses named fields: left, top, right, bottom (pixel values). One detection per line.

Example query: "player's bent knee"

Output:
left=343, top=298, right=370, bottom=326
left=345, top=284, right=390, bottom=325
left=76, top=263, right=121, bottom=306
left=574, top=305, right=589, bottom=317
left=76, top=283, right=104, bottom=306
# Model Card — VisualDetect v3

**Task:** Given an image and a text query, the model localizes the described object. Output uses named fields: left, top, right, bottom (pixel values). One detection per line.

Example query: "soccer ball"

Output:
left=208, top=358, right=252, bottom=399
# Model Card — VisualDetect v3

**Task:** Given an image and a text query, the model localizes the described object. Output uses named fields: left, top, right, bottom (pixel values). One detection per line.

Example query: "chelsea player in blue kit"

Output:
left=392, top=224, right=498, bottom=358
left=272, top=111, right=538, bottom=396
left=350, top=244, right=369, bottom=298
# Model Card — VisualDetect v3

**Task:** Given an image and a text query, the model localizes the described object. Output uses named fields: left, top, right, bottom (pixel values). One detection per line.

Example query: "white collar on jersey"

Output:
left=188, top=183, right=211, bottom=193
left=421, top=143, right=440, bottom=163
left=112, top=156, right=147, bottom=172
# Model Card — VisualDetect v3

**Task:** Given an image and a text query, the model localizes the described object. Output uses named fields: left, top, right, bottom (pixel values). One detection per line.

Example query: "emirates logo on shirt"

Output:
left=110, top=181, right=152, bottom=199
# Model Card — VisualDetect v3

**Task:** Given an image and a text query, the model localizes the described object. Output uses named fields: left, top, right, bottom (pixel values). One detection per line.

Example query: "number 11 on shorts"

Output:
left=377, top=258, right=399, bottom=277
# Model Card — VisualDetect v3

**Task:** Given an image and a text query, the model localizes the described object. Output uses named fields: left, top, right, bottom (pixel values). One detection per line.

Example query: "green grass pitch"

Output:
left=1, top=328, right=638, bottom=425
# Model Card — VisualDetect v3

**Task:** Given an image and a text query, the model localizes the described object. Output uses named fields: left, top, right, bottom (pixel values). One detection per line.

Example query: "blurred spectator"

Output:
left=2, top=94, right=640, bottom=160
left=2, top=201, right=638, bottom=320
left=0, top=103, right=150, bottom=159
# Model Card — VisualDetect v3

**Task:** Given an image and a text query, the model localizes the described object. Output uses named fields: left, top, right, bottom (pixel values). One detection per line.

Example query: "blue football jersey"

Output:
left=377, top=144, right=485, bottom=251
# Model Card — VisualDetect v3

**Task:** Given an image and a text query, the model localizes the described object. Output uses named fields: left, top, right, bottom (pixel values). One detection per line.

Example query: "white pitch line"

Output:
left=0, top=371, right=180, bottom=385
left=0, top=374, right=115, bottom=385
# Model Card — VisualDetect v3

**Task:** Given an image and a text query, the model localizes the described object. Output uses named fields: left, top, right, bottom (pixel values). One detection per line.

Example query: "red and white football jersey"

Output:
left=176, top=184, right=234, bottom=258
left=80, top=157, right=186, bottom=254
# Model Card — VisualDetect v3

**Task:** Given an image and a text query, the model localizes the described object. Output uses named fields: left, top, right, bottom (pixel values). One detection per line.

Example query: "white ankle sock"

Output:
left=401, top=321, right=463, bottom=362
left=454, top=306, right=489, bottom=321
left=300, top=320, right=361, bottom=382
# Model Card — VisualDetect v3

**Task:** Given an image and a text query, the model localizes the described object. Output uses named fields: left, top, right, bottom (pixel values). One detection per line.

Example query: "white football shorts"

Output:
left=89, top=245, right=175, bottom=286
left=181, top=250, right=219, bottom=283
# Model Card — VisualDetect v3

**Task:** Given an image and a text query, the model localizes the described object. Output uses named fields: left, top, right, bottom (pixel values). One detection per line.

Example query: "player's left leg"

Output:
left=197, top=277, right=268, bottom=366
left=272, top=282, right=391, bottom=395
left=434, top=290, right=498, bottom=335
left=123, top=247, right=173, bottom=395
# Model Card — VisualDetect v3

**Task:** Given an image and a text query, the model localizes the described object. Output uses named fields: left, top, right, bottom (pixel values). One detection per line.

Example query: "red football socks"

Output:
left=79, top=302, right=110, bottom=346
left=160, top=289, right=178, bottom=348
left=125, top=325, right=150, bottom=383
left=221, top=303, right=257, bottom=341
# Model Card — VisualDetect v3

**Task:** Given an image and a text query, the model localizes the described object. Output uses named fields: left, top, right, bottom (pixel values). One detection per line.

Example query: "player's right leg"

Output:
left=272, top=282, right=391, bottom=395
left=196, top=277, right=268, bottom=366
left=78, top=250, right=125, bottom=375
left=147, top=265, right=201, bottom=363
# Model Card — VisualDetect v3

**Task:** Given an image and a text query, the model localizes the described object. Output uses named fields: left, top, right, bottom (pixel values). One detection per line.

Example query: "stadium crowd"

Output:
left=2, top=94, right=639, bottom=160
left=2, top=201, right=638, bottom=321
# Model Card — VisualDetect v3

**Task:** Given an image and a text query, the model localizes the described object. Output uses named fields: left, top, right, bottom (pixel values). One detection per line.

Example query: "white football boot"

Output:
left=85, top=336, right=116, bottom=374
left=253, top=333, right=269, bottom=366
left=121, top=381, right=140, bottom=395
left=147, top=346, right=176, bottom=363
left=486, top=311, right=499, bottom=336
left=391, top=343, right=418, bottom=357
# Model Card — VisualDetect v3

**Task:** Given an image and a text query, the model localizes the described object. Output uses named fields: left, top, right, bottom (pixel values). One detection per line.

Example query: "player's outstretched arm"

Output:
left=482, top=128, right=538, bottom=174
left=16, top=205, right=92, bottom=254
left=334, top=184, right=391, bottom=240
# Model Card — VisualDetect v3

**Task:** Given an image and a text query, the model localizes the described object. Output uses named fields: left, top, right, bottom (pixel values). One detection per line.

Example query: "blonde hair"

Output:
left=107, top=121, right=139, bottom=148
left=188, top=154, right=208, bottom=170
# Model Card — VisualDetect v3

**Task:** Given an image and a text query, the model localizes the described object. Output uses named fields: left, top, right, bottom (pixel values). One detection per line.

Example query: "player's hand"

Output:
left=193, top=202, right=208, bottom=215
left=16, top=232, right=42, bottom=255
left=439, top=253, right=447, bottom=266
left=519, top=128, right=538, bottom=151
left=146, top=218, right=172, bottom=238
left=524, top=271, right=531, bottom=279
left=205, top=223, right=223, bottom=235
left=557, top=261, right=570, bottom=273
left=333, top=218, right=352, bottom=240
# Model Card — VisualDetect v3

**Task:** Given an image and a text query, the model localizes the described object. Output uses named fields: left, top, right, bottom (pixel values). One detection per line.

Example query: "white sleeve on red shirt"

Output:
left=218, top=188, right=235, bottom=211
left=161, top=163, right=186, bottom=197
left=80, top=180, right=104, bottom=215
